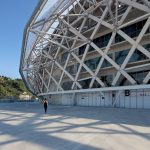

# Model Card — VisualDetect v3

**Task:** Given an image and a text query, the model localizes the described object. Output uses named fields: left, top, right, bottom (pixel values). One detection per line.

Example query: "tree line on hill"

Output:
left=0, top=76, right=33, bottom=99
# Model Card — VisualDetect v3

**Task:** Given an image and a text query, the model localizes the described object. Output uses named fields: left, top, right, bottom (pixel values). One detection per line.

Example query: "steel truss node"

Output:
left=20, top=0, right=150, bottom=96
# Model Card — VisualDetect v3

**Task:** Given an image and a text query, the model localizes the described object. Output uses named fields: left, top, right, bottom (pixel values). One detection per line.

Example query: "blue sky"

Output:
left=0, top=0, right=38, bottom=79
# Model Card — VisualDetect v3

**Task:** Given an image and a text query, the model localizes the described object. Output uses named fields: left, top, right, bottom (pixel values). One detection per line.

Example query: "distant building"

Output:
left=19, top=92, right=31, bottom=100
left=20, top=0, right=150, bottom=108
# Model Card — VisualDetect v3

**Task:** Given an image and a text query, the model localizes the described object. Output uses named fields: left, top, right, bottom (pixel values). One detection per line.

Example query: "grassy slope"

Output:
left=0, top=76, right=31, bottom=98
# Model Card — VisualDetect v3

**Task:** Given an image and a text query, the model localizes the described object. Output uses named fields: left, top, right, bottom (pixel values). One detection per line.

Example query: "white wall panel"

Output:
left=137, top=90, right=144, bottom=109
left=62, top=94, right=74, bottom=105
left=143, top=89, right=150, bottom=109
left=105, top=92, right=112, bottom=107
left=95, top=92, right=101, bottom=106
left=88, top=93, right=93, bottom=106
left=124, top=94, right=130, bottom=108
left=49, top=89, right=150, bottom=109
left=130, top=90, right=137, bottom=108
left=119, top=93, right=125, bottom=108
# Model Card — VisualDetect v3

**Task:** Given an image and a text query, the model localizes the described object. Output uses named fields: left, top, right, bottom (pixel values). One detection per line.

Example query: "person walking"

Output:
left=43, top=98, right=48, bottom=114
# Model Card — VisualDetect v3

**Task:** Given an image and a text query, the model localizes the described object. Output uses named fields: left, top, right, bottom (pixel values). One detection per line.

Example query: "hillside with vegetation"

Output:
left=0, top=76, right=32, bottom=99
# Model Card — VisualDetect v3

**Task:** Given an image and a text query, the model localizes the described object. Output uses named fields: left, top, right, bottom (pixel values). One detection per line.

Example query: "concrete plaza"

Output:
left=0, top=102, right=150, bottom=150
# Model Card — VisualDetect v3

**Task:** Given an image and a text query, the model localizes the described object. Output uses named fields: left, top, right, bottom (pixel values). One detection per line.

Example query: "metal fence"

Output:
left=0, top=97, right=38, bottom=103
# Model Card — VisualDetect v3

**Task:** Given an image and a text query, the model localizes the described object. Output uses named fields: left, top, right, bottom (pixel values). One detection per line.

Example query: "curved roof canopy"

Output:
left=20, top=0, right=76, bottom=93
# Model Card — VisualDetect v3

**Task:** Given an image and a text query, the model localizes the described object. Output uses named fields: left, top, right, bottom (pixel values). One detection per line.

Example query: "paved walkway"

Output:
left=0, top=103, right=150, bottom=150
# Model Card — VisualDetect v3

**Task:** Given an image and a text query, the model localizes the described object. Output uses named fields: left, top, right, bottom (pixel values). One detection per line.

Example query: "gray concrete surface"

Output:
left=0, top=103, right=150, bottom=150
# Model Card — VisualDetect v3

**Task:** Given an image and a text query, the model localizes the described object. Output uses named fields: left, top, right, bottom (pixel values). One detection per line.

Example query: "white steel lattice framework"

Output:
left=20, top=0, right=150, bottom=97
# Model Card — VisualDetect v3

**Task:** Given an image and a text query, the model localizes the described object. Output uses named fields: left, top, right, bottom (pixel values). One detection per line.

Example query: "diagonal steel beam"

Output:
left=143, top=72, right=150, bottom=83
left=112, top=17, right=150, bottom=85
left=61, top=12, right=137, bottom=85
left=42, top=51, right=82, bottom=89
left=118, top=0, right=150, bottom=12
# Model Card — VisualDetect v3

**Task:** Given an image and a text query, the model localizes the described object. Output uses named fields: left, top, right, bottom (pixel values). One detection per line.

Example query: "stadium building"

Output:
left=20, top=0, right=150, bottom=108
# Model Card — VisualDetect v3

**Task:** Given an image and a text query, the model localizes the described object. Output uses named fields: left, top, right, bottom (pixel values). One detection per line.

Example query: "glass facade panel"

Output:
left=78, top=20, right=150, bottom=56
left=81, top=66, right=86, bottom=72
left=115, top=33, right=124, bottom=43
left=129, top=71, right=149, bottom=84
left=85, top=57, right=100, bottom=70
left=119, top=70, right=149, bottom=86
left=115, top=49, right=129, bottom=65
left=69, top=43, right=150, bottom=75
left=89, top=45, right=95, bottom=52
left=79, top=45, right=86, bottom=55
left=66, top=65, right=75, bottom=75
left=101, top=54, right=112, bottom=68
left=93, top=33, right=111, bottom=49
left=115, top=19, right=148, bottom=43
left=92, top=80, right=101, bottom=88
left=119, top=77, right=130, bottom=86
left=96, top=75, right=112, bottom=87
left=85, top=59, right=96, bottom=70
left=61, top=52, right=68, bottom=63
left=115, top=44, right=150, bottom=65
left=144, top=44, right=150, bottom=52
left=62, top=81, right=73, bottom=90
left=79, top=78, right=91, bottom=89
left=129, top=49, right=147, bottom=63
left=81, top=57, right=100, bottom=72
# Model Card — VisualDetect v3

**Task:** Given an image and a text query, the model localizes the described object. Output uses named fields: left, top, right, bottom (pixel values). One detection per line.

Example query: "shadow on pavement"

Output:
left=0, top=103, right=150, bottom=150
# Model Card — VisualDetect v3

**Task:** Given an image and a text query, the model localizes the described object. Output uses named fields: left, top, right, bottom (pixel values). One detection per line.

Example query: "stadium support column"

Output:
left=72, top=92, right=77, bottom=106
left=112, top=90, right=123, bottom=107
